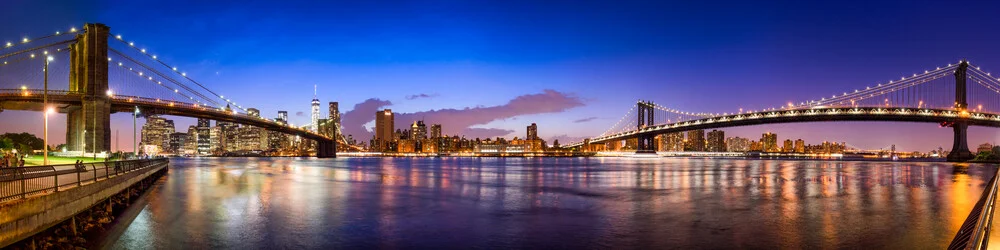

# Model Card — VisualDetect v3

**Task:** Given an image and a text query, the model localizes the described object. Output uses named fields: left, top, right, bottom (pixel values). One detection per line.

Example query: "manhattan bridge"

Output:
left=566, top=58, right=1000, bottom=162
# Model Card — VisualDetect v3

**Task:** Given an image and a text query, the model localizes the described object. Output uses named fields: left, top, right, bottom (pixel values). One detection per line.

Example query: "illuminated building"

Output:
left=685, top=129, right=705, bottom=151
left=794, top=139, right=805, bottom=153
left=663, top=132, right=684, bottom=151
left=706, top=130, right=725, bottom=152
left=726, top=137, right=749, bottom=152
left=140, top=115, right=174, bottom=154
left=527, top=123, right=538, bottom=140
left=783, top=139, right=793, bottom=153
left=430, top=124, right=442, bottom=139
left=311, top=85, right=320, bottom=132
left=196, top=118, right=211, bottom=155
left=277, top=111, right=288, bottom=124
left=761, top=132, right=778, bottom=152
left=375, top=109, right=394, bottom=151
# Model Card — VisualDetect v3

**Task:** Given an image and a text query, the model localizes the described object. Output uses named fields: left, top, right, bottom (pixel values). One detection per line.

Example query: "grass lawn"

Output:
left=20, top=155, right=107, bottom=166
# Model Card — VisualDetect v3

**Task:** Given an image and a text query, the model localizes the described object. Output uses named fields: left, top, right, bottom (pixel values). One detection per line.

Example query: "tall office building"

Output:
left=277, top=111, right=289, bottom=124
left=141, top=115, right=174, bottom=154
left=168, top=132, right=187, bottom=154
left=329, top=102, right=340, bottom=137
left=794, top=139, right=806, bottom=153
left=663, top=132, right=684, bottom=151
left=685, top=129, right=705, bottom=151
left=761, top=132, right=778, bottom=152
left=783, top=139, right=794, bottom=153
left=311, top=86, right=320, bottom=132
left=375, top=109, right=394, bottom=150
left=706, top=130, right=725, bottom=152
left=430, top=124, right=442, bottom=138
left=196, top=118, right=211, bottom=155
left=527, top=123, right=538, bottom=140
left=411, top=121, right=427, bottom=140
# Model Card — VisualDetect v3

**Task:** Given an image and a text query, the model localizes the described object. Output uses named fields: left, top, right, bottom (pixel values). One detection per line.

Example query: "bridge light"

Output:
left=182, top=72, right=186, bottom=76
left=175, top=89, right=179, bottom=93
left=138, top=72, right=143, bottom=76
left=70, top=27, right=76, bottom=32
left=152, top=55, right=157, bottom=59
left=106, top=89, right=113, bottom=97
left=107, top=57, right=111, bottom=61
left=116, top=35, right=122, bottom=40
left=129, top=42, right=134, bottom=46
left=22, top=38, right=28, bottom=43
left=21, top=85, right=26, bottom=90
left=5, top=42, right=11, bottom=47
left=55, top=31, right=60, bottom=35
left=30, top=53, right=35, bottom=58
left=141, top=49, right=146, bottom=53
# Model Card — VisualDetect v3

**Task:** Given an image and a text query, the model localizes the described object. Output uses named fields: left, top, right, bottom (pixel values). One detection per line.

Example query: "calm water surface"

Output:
left=110, top=157, right=995, bottom=249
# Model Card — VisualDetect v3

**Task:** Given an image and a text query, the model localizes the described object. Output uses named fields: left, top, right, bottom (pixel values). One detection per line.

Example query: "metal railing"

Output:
left=0, top=158, right=168, bottom=203
left=949, top=167, right=1000, bottom=250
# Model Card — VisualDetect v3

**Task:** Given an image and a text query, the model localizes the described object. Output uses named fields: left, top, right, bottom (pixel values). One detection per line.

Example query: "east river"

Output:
left=106, top=157, right=995, bottom=249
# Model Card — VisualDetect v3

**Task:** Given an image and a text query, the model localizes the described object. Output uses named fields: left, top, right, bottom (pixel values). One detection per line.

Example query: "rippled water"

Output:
left=108, top=157, right=994, bottom=249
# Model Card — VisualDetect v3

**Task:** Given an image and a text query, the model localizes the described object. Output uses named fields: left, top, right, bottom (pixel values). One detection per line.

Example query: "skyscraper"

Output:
left=794, top=139, right=806, bottom=153
left=783, top=139, right=794, bottom=152
left=311, top=85, right=320, bottom=132
left=707, top=130, right=725, bottom=152
left=664, top=132, right=684, bottom=151
left=430, top=124, right=442, bottom=138
left=375, top=109, right=394, bottom=151
left=685, top=129, right=705, bottom=151
left=196, top=118, right=211, bottom=155
left=527, top=123, right=538, bottom=140
left=411, top=121, right=427, bottom=140
left=277, top=111, right=288, bottom=124
left=329, top=102, right=340, bottom=139
left=761, top=132, right=778, bottom=152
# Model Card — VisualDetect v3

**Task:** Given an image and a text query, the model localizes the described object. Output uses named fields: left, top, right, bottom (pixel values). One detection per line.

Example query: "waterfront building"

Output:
left=726, top=136, right=750, bottom=152
left=783, top=139, right=794, bottom=153
left=431, top=124, right=442, bottom=139
left=794, top=139, right=805, bottom=153
left=663, top=132, right=684, bottom=151
left=196, top=120, right=211, bottom=155
left=761, top=132, right=778, bottom=152
left=685, top=129, right=705, bottom=151
left=184, top=126, right=198, bottom=155
left=329, top=102, right=340, bottom=140
left=168, top=132, right=187, bottom=154
left=527, top=123, right=538, bottom=140
left=707, top=130, right=725, bottom=152
left=140, top=115, right=174, bottom=154
left=375, top=109, right=394, bottom=151
left=978, top=143, right=994, bottom=154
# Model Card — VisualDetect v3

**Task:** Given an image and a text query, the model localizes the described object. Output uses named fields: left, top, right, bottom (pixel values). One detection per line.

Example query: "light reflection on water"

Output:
left=111, top=157, right=994, bottom=249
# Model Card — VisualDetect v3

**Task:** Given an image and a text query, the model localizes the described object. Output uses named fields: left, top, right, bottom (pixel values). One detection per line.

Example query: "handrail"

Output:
left=0, top=158, right=168, bottom=203
left=948, top=167, right=1000, bottom=250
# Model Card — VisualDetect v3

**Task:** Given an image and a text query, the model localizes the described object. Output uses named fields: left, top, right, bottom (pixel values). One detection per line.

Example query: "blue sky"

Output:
left=3, top=0, right=1000, bottom=151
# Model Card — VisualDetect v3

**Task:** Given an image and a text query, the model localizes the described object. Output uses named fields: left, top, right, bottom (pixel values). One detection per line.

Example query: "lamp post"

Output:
left=43, top=56, right=53, bottom=165
left=133, top=106, right=139, bottom=158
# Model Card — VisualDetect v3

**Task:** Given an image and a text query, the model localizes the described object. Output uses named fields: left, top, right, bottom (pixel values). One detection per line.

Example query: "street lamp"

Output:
left=133, top=106, right=139, bottom=158
left=43, top=56, right=53, bottom=165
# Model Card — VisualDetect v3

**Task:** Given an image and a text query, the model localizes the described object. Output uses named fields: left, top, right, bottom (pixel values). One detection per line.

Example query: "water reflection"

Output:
left=111, top=157, right=993, bottom=249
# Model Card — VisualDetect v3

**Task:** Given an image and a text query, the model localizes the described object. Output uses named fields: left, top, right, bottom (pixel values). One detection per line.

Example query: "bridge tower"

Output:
left=947, top=61, right=974, bottom=162
left=636, top=100, right=656, bottom=153
left=66, top=23, right=111, bottom=154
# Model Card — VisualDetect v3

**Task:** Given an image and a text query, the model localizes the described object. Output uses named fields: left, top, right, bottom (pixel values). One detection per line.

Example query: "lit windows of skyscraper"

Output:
left=685, top=129, right=705, bottom=151
left=277, top=111, right=288, bottom=124
left=707, top=130, right=725, bottom=152
left=311, top=85, right=320, bottom=132
left=761, top=132, right=778, bottom=153
left=247, top=108, right=260, bottom=118
left=375, top=109, right=394, bottom=151
left=430, top=124, right=442, bottom=139
left=527, top=123, right=538, bottom=140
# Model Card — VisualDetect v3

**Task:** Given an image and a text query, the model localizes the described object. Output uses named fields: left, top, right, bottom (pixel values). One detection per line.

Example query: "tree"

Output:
left=0, top=133, right=44, bottom=150
left=0, top=138, right=13, bottom=150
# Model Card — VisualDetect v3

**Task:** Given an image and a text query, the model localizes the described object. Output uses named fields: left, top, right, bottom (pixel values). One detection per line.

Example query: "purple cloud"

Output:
left=340, top=89, right=585, bottom=141
left=295, top=111, right=305, bottom=117
left=573, top=117, right=599, bottom=123
left=394, top=89, right=584, bottom=136
left=341, top=98, right=393, bottom=140
left=405, top=93, right=439, bottom=100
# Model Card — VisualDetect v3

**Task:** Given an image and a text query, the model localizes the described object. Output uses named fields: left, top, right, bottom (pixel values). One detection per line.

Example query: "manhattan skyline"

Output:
left=3, top=1, right=1000, bottom=151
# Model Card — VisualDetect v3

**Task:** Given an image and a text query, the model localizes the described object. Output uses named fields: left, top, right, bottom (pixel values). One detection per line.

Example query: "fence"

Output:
left=948, top=167, right=1000, bottom=250
left=0, top=158, right=168, bottom=203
